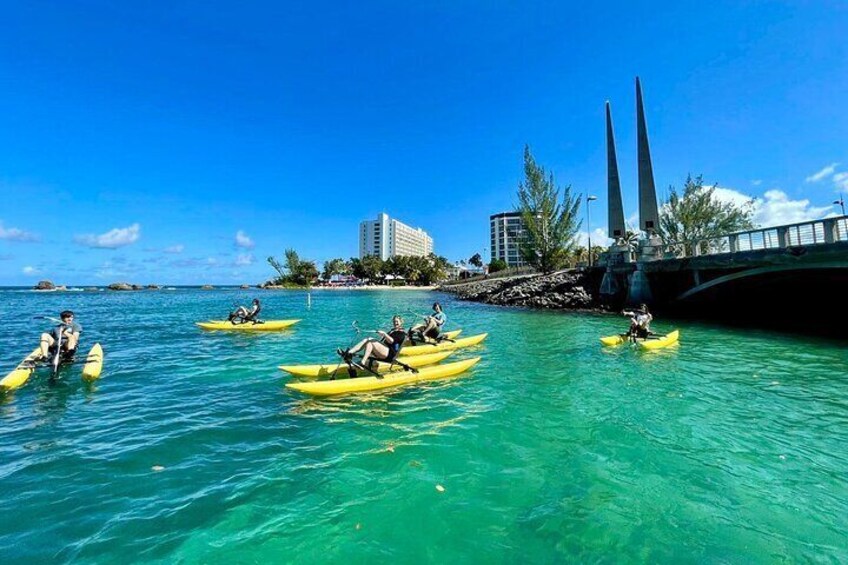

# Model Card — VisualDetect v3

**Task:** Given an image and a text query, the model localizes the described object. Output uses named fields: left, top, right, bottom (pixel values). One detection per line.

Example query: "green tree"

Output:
left=623, top=229, right=640, bottom=251
left=488, top=258, right=507, bottom=273
left=322, top=258, right=349, bottom=281
left=349, top=257, right=364, bottom=280
left=267, top=256, right=286, bottom=281
left=359, top=254, right=383, bottom=283
left=284, top=249, right=301, bottom=278
left=469, top=253, right=483, bottom=268
left=382, top=256, right=401, bottom=279
left=296, top=261, right=319, bottom=286
left=659, top=175, right=755, bottom=252
left=419, top=253, right=449, bottom=285
left=516, top=145, right=582, bottom=273
left=405, top=255, right=427, bottom=284
left=266, top=249, right=318, bottom=286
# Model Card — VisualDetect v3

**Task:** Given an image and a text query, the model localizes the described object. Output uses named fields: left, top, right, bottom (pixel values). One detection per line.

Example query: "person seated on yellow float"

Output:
left=623, top=304, right=653, bottom=340
left=228, top=298, right=261, bottom=324
left=408, top=302, right=448, bottom=344
left=337, top=316, right=416, bottom=375
left=39, top=310, right=81, bottom=361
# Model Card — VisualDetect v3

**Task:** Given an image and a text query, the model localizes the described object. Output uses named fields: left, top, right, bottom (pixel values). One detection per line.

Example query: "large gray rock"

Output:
left=34, top=280, right=55, bottom=290
left=108, top=282, right=134, bottom=291
left=441, top=269, right=600, bottom=312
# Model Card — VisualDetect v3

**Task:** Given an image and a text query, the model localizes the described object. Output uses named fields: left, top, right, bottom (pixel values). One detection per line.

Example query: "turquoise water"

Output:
left=1, top=288, right=846, bottom=563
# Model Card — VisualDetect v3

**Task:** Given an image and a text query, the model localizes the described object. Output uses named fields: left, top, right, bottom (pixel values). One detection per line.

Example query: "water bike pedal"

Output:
left=345, top=360, right=377, bottom=379
left=336, top=348, right=354, bottom=362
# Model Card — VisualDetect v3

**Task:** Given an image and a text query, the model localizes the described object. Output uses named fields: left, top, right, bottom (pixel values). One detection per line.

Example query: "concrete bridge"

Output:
left=593, top=217, right=848, bottom=331
left=595, top=79, right=847, bottom=333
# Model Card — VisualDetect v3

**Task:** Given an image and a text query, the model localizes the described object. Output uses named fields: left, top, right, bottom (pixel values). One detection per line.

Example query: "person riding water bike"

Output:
left=39, top=310, right=81, bottom=361
left=338, top=315, right=407, bottom=371
left=228, top=299, right=261, bottom=324
left=623, top=304, right=653, bottom=339
left=408, top=302, right=446, bottom=344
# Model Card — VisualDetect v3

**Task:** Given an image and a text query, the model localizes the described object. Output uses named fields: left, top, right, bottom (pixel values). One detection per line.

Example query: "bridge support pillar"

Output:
left=600, top=268, right=620, bottom=296
left=824, top=218, right=837, bottom=244
left=777, top=227, right=788, bottom=247
left=627, top=262, right=653, bottom=305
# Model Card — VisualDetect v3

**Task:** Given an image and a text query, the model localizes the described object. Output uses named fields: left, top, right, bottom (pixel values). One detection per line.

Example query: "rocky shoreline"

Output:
left=439, top=270, right=603, bottom=311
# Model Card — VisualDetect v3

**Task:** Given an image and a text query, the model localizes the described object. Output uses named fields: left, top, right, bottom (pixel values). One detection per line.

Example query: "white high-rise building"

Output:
left=359, top=213, right=434, bottom=260
left=490, top=211, right=527, bottom=267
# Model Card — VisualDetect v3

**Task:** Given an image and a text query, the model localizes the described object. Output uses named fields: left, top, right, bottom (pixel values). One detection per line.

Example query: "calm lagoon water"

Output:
left=1, top=288, right=846, bottom=562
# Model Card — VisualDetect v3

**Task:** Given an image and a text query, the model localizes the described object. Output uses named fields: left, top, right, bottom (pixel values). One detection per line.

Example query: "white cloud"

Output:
left=700, top=185, right=833, bottom=228
left=164, top=244, right=184, bottom=254
left=75, top=223, right=141, bottom=249
left=754, top=189, right=833, bottom=226
left=22, top=266, right=41, bottom=275
left=751, top=179, right=762, bottom=186
left=235, top=230, right=254, bottom=249
left=805, top=163, right=838, bottom=183
left=0, top=221, right=39, bottom=242
left=235, top=253, right=254, bottom=266
left=713, top=187, right=830, bottom=227
left=833, top=172, right=848, bottom=191
left=577, top=227, right=612, bottom=248
left=711, top=186, right=755, bottom=208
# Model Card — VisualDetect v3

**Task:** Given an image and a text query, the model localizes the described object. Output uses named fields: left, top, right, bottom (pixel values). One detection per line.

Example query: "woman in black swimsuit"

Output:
left=339, top=315, right=407, bottom=367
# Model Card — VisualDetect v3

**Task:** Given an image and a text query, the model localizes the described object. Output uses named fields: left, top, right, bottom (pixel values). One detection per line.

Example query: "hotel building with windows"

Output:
left=359, top=213, right=434, bottom=260
left=490, top=211, right=527, bottom=267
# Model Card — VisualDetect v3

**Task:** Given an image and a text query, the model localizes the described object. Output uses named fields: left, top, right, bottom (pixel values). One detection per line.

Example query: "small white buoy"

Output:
left=151, top=465, right=165, bottom=472
left=435, top=484, right=445, bottom=493
left=779, top=455, right=786, bottom=460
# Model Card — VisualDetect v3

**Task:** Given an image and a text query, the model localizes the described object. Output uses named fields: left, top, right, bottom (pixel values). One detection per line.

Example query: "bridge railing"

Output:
left=642, top=216, right=848, bottom=260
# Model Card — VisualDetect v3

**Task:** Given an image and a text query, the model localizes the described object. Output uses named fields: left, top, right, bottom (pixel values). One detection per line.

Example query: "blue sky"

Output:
left=1, top=1, right=847, bottom=285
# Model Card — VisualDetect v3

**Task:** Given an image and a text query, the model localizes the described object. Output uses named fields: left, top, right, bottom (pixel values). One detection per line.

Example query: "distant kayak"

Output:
left=600, top=330, right=680, bottom=350
left=399, top=333, right=488, bottom=356
left=286, top=357, right=481, bottom=396
left=279, top=351, right=454, bottom=379
left=196, top=319, right=301, bottom=331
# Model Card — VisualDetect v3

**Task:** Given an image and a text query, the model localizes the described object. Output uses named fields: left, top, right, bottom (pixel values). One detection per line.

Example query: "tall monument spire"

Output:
left=636, top=77, right=660, bottom=233
left=605, top=101, right=626, bottom=240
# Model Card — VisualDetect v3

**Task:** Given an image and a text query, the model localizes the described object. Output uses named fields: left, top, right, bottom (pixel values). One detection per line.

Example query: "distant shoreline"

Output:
left=264, top=285, right=437, bottom=291
left=1, top=284, right=438, bottom=292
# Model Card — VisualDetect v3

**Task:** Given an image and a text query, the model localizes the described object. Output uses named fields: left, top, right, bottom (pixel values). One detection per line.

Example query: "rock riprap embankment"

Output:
left=440, top=270, right=598, bottom=310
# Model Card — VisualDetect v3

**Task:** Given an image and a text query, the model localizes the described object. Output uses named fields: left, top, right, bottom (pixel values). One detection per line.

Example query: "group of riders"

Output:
left=336, top=302, right=448, bottom=374
left=225, top=298, right=450, bottom=375
left=35, top=299, right=653, bottom=375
